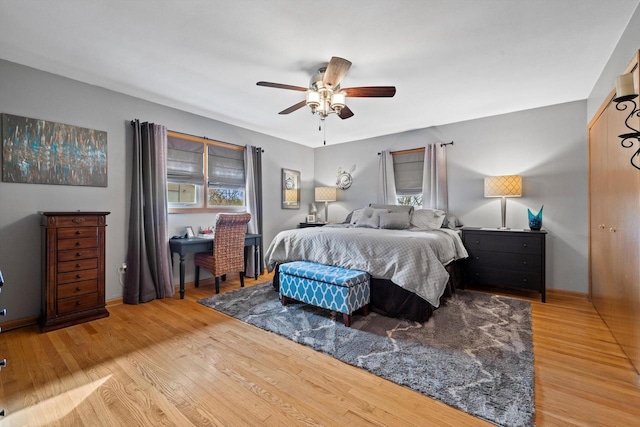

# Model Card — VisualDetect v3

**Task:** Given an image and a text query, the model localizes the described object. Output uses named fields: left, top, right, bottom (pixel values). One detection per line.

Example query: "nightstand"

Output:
left=298, top=223, right=326, bottom=228
left=461, top=227, right=547, bottom=302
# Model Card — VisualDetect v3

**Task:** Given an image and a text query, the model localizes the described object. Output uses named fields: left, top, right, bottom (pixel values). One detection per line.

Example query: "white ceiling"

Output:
left=0, top=1, right=638, bottom=147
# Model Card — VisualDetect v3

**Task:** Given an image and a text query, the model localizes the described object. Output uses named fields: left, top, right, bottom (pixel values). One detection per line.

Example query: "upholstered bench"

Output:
left=279, top=261, right=370, bottom=327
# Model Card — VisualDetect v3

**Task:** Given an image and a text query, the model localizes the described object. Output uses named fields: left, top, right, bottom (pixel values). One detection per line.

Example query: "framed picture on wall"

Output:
left=282, top=168, right=300, bottom=209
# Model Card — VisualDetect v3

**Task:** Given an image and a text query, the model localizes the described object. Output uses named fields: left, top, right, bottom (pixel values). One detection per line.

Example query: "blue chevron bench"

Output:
left=279, top=261, right=370, bottom=327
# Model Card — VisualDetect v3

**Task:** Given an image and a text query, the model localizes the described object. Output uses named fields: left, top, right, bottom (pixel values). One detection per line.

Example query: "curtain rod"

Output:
left=377, top=141, right=454, bottom=155
left=130, top=120, right=264, bottom=152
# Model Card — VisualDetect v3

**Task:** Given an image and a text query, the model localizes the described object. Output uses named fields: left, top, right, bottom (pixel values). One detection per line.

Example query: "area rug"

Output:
left=198, top=283, right=534, bottom=427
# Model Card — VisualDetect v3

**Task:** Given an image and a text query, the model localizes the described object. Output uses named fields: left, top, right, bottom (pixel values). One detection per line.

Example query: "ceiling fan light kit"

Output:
left=257, top=56, right=396, bottom=143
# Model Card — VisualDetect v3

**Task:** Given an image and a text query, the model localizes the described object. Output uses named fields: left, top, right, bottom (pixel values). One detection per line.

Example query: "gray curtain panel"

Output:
left=377, top=150, right=397, bottom=204
left=124, top=121, right=174, bottom=304
left=422, top=144, right=448, bottom=211
left=244, top=145, right=263, bottom=277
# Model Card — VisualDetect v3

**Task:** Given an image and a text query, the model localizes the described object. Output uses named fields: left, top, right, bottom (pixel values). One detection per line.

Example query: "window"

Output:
left=167, top=131, right=245, bottom=213
left=392, top=148, right=425, bottom=207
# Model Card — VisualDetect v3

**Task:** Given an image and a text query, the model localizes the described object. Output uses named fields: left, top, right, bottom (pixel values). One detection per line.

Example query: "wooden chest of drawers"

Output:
left=40, top=212, right=110, bottom=332
left=462, top=227, right=547, bottom=302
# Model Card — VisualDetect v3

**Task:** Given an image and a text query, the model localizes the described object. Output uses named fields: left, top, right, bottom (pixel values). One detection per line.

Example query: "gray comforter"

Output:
left=264, top=226, right=468, bottom=307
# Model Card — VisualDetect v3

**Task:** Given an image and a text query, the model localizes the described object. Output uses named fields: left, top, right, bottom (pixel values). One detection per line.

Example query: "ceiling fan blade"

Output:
left=279, top=100, right=307, bottom=115
left=343, top=86, right=396, bottom=97
left=338, top=106, right=354, bottom=119
left=257, top=81, right=307, bottom=92
left=323, top=57, right=352, bottom=89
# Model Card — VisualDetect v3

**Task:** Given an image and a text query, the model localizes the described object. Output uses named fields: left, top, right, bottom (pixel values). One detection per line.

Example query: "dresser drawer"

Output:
left=467, top=250, right=541, bottom=273
left=57, top=227, right=98, bottom=239
left=57, top=237, right=99, bottom=250
left=57, top=248, right=99, bottom=262
left=58, top=258, right=98, bottom=273
left=57, top=293, right=100, bottom=315
left=57, top=268, right=98, bottom=285
left=58, top=279, right=98, bottom=299
left=467, top=267, right=541, bottom=291
left=464, top=232, right=541, bottom=254
left=51, top=216, right=101, bottom=228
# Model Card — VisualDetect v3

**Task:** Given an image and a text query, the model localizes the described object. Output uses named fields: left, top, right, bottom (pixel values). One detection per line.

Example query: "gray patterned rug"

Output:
left=198, top=283, right=534, bottom=427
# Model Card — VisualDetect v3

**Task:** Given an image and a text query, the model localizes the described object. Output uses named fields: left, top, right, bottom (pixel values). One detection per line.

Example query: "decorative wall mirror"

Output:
left=281, top=168, right=300, bottom=209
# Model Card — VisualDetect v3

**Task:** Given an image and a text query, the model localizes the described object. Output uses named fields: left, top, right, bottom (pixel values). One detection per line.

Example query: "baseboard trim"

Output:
left=1, top=315, right=39, bottom=332
left=547, top=289, right=588, bottom=299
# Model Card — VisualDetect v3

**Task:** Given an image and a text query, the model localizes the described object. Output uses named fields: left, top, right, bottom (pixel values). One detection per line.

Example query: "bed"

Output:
left=265, top=223, right=468, bottom=322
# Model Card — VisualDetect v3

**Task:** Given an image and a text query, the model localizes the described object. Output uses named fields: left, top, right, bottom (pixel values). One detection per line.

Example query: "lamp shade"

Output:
left=315, top=186, right=337, bottom=202
left=484, top=175, right=522, bottom=198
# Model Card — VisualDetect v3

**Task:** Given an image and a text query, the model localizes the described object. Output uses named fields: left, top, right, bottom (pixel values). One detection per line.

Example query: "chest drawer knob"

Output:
left=522, top=278, right=528, bottom=282
left=76, top=274, right=82, bottom=279
left=523, top=261, right=527, bottom=265
left=75, top=242, right=82, bottom=246
left=76, top=301, right=82, bottom=306
left=475, top=240, right=480, bottom=244
left=522, top=243, right=528, bottom=247
left=75, top=287, right=82, bottom=292
left=0, top=309, right=6, bottom=316
left=75, top=230, right=82, bottom=235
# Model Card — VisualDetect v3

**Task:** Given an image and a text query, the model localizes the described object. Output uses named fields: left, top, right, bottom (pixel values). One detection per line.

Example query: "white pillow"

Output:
left=379, top=212, right=411, bottom=229
left=355, top=207, right=389, bottom=228
left=411, top=209, right=446, bottom=229
left=349, top=208, right=366, bottom=225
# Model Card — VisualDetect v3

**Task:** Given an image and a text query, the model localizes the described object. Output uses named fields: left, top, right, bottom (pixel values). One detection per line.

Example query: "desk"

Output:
left=169, top=234, right=261, bottom=299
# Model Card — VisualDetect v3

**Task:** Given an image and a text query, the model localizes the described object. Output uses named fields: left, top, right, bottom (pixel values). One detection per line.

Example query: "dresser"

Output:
left=461, top=227, right=547, bottom=302
left=40, top=212, right=110, bottom=332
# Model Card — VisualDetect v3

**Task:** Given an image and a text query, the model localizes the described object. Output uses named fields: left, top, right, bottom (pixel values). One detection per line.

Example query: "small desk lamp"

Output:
left=314, top=186, right=337, bottom=223
left=484, top=175, right=522, bottom=229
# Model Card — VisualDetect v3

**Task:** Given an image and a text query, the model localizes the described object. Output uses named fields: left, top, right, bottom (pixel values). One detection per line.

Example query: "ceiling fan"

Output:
left=257, top=57, right=396, bottom=123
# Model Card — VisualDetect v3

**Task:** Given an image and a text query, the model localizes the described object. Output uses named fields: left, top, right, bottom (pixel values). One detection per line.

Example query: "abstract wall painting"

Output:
left=1, top=113, right=107, bottom=187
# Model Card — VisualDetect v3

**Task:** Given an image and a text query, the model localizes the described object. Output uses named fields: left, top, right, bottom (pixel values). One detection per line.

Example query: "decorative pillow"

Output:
left=410, top=208, right=447, bottom=229
left=349, top=208, right=366, bottom=225
left=442, top=213, right=463, bottom=229
left=379, top=212, right=411, bottom=230
left=355, top=207, right=389, bottom=228
left=369, top=203, right=414, bottom=216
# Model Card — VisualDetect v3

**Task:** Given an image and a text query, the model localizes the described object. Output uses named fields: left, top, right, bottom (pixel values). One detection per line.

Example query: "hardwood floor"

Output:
left=1, top=274, right=639, bottom=426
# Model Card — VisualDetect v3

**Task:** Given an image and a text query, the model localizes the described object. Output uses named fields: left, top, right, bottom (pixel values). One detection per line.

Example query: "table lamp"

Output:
left=314, top=186, right=337, bottom=223
left=484, top=175, right=522, bottom=229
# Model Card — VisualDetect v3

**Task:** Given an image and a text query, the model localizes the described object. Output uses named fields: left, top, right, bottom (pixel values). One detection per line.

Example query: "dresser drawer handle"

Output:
left=75, top=301, right=82, bottom=306
left=475, top=256, right=479, bottom=260
left=75, top=287, right=82, bottom=292
left=76, top=263, right=81, bottom=268
left=75, top=230, right=82, bottom=235
left=474, top=272, right=480, bottom=276
left=75, top=242, right=82, bottom=246
left=475, top=240, right=480, bottom=244
left=0, top=309, right=6, bottom=316
left=522, top=278, right=527, bottom=282
left=75, top=274, right=82, bottom=279
left=523, top=261, right=527, bottom=265
left=522, top=243, right=528, bottom=247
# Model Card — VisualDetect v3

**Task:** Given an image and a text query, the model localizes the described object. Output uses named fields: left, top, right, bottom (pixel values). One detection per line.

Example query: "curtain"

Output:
left=124, top=121, right=174, bottom=304
left=377, top=150, right=397, bottom=204
left=421, top=144, right=448, bottom=210
left=244, top=145, right=263, bottom=277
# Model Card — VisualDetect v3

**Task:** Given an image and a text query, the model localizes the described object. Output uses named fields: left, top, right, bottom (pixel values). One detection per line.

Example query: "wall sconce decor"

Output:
left=314, top=186, right=337, bottom=223
left=613, top=73, right=640, bottom=170
left=484, top=175, right=522, bottom=229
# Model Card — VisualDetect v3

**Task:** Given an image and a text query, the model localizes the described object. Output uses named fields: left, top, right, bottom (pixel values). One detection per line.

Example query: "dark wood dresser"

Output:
left=40, top=211, right=110, bottom=332
left=461, top=227, right=547, bottom=302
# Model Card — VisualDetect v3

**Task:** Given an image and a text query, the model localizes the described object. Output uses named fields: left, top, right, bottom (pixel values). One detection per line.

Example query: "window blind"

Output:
left=393, top=151, right=424, bottom=195
left=208, top=145, right=245, bottom=189
left=167, top=136, right=204, bottom=184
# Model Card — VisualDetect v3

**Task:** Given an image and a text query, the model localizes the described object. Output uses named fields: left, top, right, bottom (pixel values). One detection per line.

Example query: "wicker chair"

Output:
left=194, top=212, right=252, bottom=294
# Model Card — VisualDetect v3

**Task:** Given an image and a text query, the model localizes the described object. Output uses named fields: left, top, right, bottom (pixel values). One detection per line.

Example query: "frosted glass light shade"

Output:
left=315, top=186, right=337, bottom=202
left=484, top=175, right=522, bottom=198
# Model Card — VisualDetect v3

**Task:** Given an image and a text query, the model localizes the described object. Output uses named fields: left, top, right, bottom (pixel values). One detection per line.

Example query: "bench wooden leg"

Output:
left=281, top=295, right=289, bottom=306
left=343, top=313, right=352, bottom=327
left=361, top=304, right=369, bottom=317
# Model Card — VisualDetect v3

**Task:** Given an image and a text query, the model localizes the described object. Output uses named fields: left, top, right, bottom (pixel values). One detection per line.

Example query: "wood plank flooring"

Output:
left=0, top=274, right=639, bottom=426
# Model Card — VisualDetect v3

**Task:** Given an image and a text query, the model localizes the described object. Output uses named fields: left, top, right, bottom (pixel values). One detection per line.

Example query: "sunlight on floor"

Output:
left=6, top=375, right=111, bottom=425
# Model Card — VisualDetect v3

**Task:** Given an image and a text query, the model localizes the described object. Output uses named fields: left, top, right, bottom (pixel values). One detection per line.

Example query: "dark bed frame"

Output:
left=271, top=261, right=463, bottom=322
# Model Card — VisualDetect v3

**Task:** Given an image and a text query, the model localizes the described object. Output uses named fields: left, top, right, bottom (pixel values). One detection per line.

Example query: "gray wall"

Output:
left=588, top=3, right=640, bottom=120
left=315, top=101, right=589, bottom=293
left=0, top=59, right=313, bottom=322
